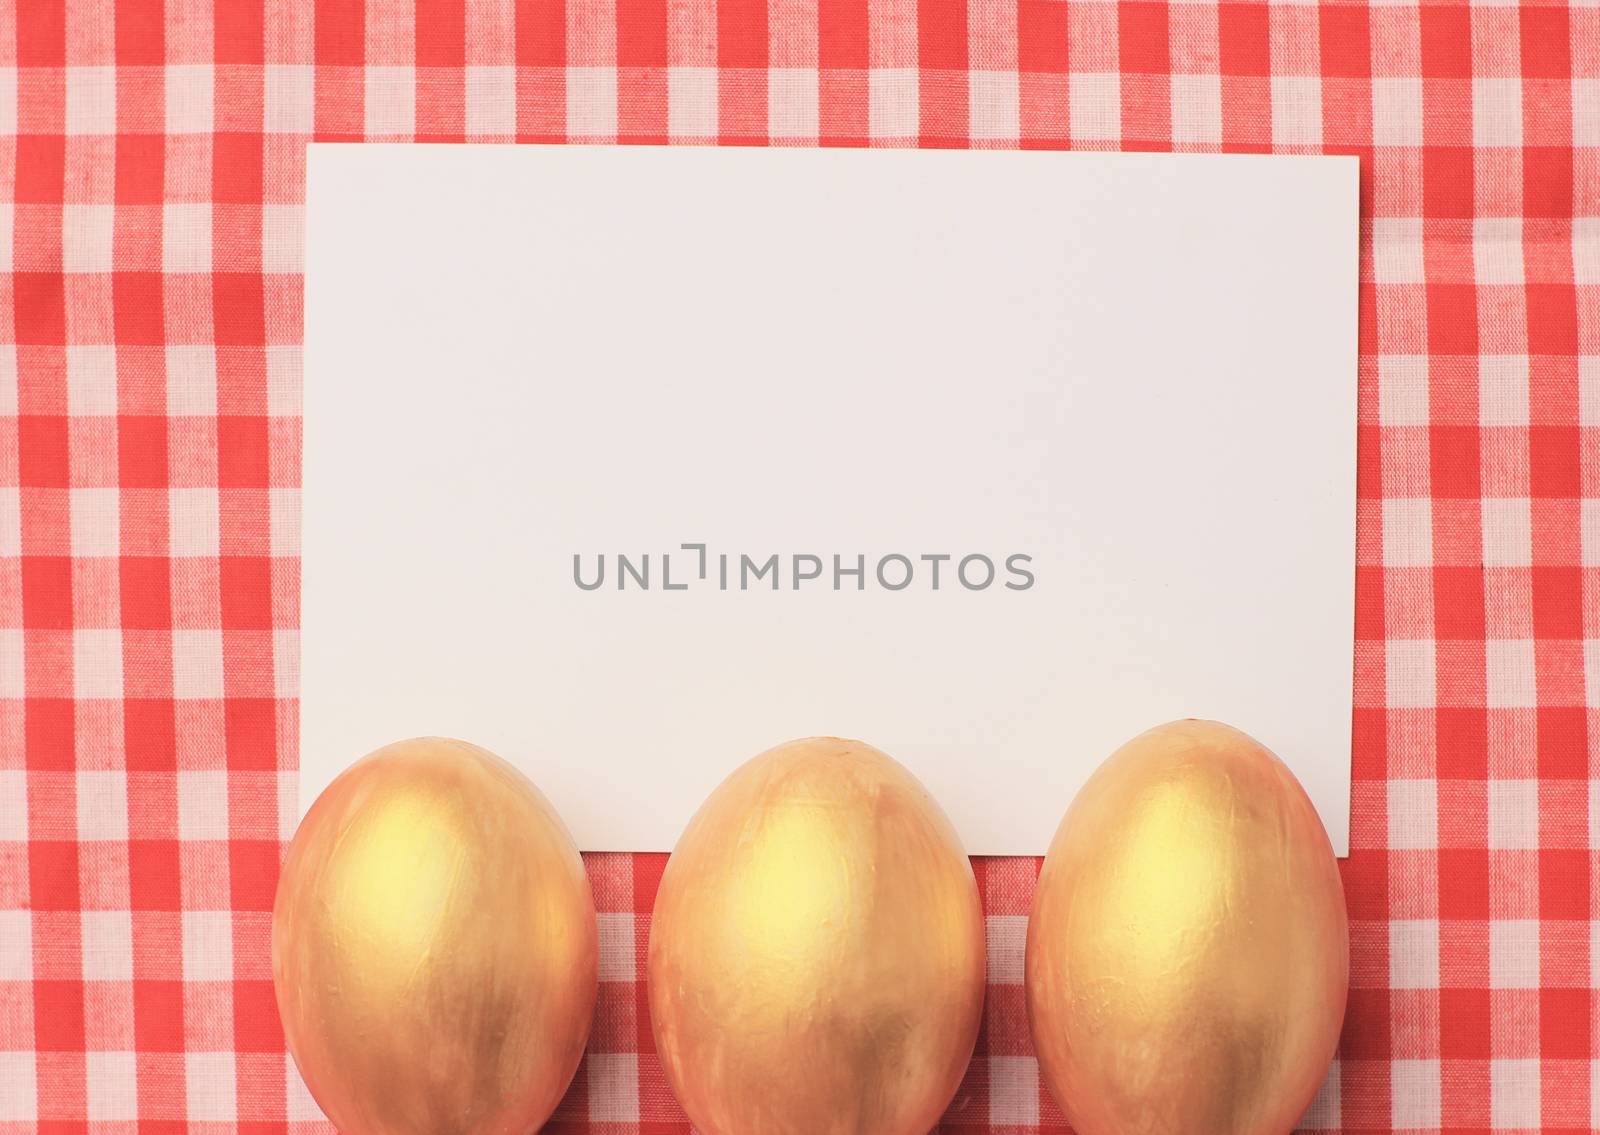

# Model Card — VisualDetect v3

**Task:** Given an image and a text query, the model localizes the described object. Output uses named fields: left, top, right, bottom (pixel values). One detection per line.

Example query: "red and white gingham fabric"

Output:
left=0, top=1, right=1596, bottom=1132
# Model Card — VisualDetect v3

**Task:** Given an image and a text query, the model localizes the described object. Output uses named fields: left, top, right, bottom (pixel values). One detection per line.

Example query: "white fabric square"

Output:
left=167, top=344, right=218, bottom=417
left=0, top=630, right=18, bottom=708
left=279, top=769, right=300, bottom=841
left=1490, top=920, right=1540, bottom=988
left=1577, top=219, right=1600, bottom=286
left=0, top=343, right=16, bottom=414
left=988, top=1056, right=1040, bottom=1126
left=1584, top=497, right=1600, bottom=567
left=262, top=204, right=303, bottom=275
left=986, top=914, right=1028, bottom=985
left=1487, top=638, right=1536, bottom=709
left=868, top=69, right=917, bottom=140
left=1382, top=498, right=1432, bottom=567
left=65, top=66, right=116, bottom=135
left=274, top=628, right=299, bottom=700
left=86, top=1052, right=138, bottom=1122
left=266, top=344, right=301, bottom=417
left=182, top=910, right=235, bottom=982
left=1582, top=355, right=1600, bottom=426
left=0, top=489, right=17, bottom=559
left=1473, top=78, right=1522, bottom=147
left=1300, top=1061, right=1340, bottom=1129
left=1488, top=780, right=1539, bottom=850
left=1387, top=778, right=1437, bottom=851
left=1378, top=354, right=1429, bottom=425
left=1170, top=73, right=1221, bottom=144
left=1372, top=78, right=1423, bottom=146
left=186, top=1052, right=238, bottom=1122
left=1474, top=219, right=1524, bottom=285
left=270, top=487, right=299, bottom=557
left=1491, top=1059, right=1540, bottom=1128
left=71, top=487, right=120, bottom=557
left=1373, top=218, right=1424, bottom=284
left=170, top=488, right=221, bottom=557
left=0, top=1052, right=37, bottom=1122
left=1385, top=640, right=1436, bottom=710
left=172, top=629, right=225, bottom=700
left=74, top=629, right=124, bottom=700
left=67, top=345, right=119, bottom=415
left=178, top=769, right=230, bottom=840
left=1577, top=79, right=1600, bottom=147
left=1069, top=73, right=1120, bottom=141
left=166, top=64, right=215, bottom=135
left=63, top=204, right=115, bottom=273
left=0, top=203, right=10, bottom=274
left=566, top=67, right=618, bottom=138
left=162, top=203, right=212, bottom=274
left=596, top=911, right=636, bottom=982
left=0, top=909, right=31, bottom=978
left=0, top=772, right=27, bottom=840
left=76, top=770, right=128, bottom=841
left=0, top=68, right=16, bottom=136
left=668, top=67, right=718, bottom=139
left=286, top=1060, right=328, bottom=1122
left=970, top=70, right=1021, bottom=141
left=1481, top=498, right=1532, bottom=568
left=81, top=909, right=134, bottom=980
left=1480, top=354, right=1530, bottom=425
left=769, top=68, right=820, bottom=140
left=265, top=64, right=315, bottom=135
left=365, top=66, right=416, bottom=138
left=586, top=1053, right=639, bottom=1123
left=465, top=66, right=516, bottom=137
left=1388, top=919, right=1439, bottom=989
left=1588, top=639, right=1600, bottom=709
left=1390, top=1059, right=1440, bottom=1130
left=1271, top=76, right=1322, bottom=147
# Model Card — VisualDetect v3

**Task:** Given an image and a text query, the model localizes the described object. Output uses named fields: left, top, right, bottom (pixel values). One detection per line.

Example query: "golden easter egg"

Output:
left=648, top=736, right=986, bottom=1135
left=1025, top=720, right=1348, bottom=1135
left=272, top=737, right=598, bottom=1135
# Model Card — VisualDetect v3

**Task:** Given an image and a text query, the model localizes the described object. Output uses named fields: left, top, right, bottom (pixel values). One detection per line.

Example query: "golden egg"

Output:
left=1025, top=720, right=1347, bottom=1135
left=272, top=737, right=598, bottom=1135
left=648, top=736, right=986, bottom=1135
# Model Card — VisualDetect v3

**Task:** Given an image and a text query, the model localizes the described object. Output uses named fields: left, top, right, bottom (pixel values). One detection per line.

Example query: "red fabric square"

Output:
left=112, top=274, right=165, bottom=347
left=230, top=981, right=284, bottom=1051
left=127, top=841, right=181, bottom=911
left=33, top=982, right=86, bottom=1051
left=19, top=417, right=69, bottom=488
left=22, top=558, right=73, bottom=630
left=117, top=416, right=168, bottom=488
left=1119, top=3, right=1169, bottom=74
left=132, top=981, right=184, bottom=1051
left=217, top=417, right=269, bottom=489
left=223, top=698, right=276, bottom=771
left=1218, top=5, right=1269, bottom=76
left=1438, top=848, right=1490, bottom=919
left=27, top=841, right=80, bottom=909
left=227, top=841, right=280, bottom=911
left=14, top=273, right=68, bottom=345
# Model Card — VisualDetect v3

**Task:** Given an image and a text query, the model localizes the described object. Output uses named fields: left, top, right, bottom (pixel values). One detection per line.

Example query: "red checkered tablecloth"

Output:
left=1, top=0, right=1596, bottom=1131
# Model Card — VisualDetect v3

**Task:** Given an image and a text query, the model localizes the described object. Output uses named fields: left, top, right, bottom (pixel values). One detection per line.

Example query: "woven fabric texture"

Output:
left=1, top=0, right=1597, bottom=1131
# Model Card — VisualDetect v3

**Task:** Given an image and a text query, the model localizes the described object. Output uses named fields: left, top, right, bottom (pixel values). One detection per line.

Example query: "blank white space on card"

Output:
left=302, top=145, right=1358, bottom=855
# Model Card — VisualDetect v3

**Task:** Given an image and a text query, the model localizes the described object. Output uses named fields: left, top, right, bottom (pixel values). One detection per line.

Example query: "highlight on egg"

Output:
left=1025, top=719, right=1348, bottom=1135
left=272, top=737, right=599, bottom=1135
left=647, top=736, right=986, bottom=1135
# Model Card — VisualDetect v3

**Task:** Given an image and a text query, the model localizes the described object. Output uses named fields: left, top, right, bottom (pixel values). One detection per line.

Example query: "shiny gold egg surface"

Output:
left=272, top=737, right=598, bottom=1135
left=648, top=737, right=986, bottom=1135
left=1026, top=720, right=1348, bottom=1135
